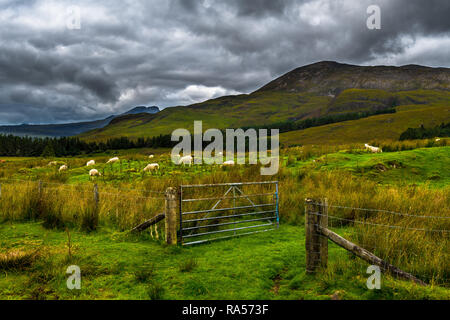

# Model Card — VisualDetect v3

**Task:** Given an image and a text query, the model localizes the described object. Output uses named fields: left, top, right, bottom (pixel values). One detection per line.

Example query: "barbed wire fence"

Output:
left=305, top=198, right=450, bottom=287
left=0, top=178, right=167, bottom=239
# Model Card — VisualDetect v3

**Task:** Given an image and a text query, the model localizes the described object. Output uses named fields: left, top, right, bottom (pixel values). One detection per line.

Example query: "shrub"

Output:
left=147, top=281, right=165, bottom=300
left=179, top=257, right=198, bottom=272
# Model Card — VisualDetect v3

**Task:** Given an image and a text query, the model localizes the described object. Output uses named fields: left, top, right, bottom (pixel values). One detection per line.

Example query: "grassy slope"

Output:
left=80, top=89, right=450, bottom=143
left=286, top=147, right=450, bottom=188
left=281, top=103, right=449, bottom=146
left=1, top=222, right=448, bottom=300
left=79, top=91, right=331, bottom=142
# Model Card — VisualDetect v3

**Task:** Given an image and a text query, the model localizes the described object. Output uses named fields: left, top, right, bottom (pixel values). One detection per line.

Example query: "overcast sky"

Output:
left=0, top=0, right=449, bottom=124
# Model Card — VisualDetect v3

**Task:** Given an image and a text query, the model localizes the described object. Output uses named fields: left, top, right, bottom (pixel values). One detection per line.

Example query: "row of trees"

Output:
left=0, top=108, right=397, bottom=157
left=0, top=134, right=176, bottom=157
left=399, top=123, right=450, bottom=141
left=243, top=108, right=396, bottom=133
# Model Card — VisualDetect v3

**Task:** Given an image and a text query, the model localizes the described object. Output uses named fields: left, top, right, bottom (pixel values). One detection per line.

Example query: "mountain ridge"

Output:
left=79, top=61, right=449, bottom=143
left=0, top=106, right=160, bottom=137
left=256, top=61, right=450, bottom=94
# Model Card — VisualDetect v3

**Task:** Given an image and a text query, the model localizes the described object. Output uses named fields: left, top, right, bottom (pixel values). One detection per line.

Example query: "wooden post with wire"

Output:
left=93, top=184, right=99, bottom=226
left=165, top=187, right=177, bottom=245
left=93, top=184, right=99, bottom=208
left=38, top=180, right=43, bottom=198
left=305, top=198, right=426, bottom=285
left=305, top=198, right=328, bottom=273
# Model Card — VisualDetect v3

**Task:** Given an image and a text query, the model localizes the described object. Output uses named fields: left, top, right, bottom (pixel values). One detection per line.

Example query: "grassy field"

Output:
left=1, top=222, right=448, bottom=300
left=287, top=146, right=450, bottom=187
left=0, top=143, right=449, bottom=299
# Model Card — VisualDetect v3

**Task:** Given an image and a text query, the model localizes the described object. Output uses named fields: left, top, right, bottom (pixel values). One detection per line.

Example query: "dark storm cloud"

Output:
left=0, top=0, right=449, bottom=124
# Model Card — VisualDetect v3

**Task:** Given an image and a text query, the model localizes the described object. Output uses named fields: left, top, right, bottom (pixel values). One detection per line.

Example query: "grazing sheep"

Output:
left=222, top=160, right=235, bottom=166
left=435, top=138, right=441, bottom=142
left=86, top=160, right=95, bottom=166
left=149, top=154, right=154, bottom=159
left=48, top=161, right=58, bottom=166
left=89, top=169, right=101, bottom=177
left=172, top=154, right=181, bottom=165
left=107, top=157, right=119, bottom=164
left=144, top=163, right=159, bottom=172
left=59, top=165, right=68, bottom=172
left=180, top=155, right=193, bottom=166
left=365, top=144, right=382, bottom=153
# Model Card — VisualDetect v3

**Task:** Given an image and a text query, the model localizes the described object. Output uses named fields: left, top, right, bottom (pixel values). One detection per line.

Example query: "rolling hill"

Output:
left=79, top=61, right=450, bottom=144
left=0, top=106, right=160, bottom=137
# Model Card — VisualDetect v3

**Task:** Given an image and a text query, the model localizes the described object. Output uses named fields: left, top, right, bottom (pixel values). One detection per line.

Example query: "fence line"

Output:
left=311, top=201, right=450, bottom=220
left=305, top=198, right=449, bottom=286
left=0, top=178, right=165, bottom=196
left=309, top=211, right=450, bottom=233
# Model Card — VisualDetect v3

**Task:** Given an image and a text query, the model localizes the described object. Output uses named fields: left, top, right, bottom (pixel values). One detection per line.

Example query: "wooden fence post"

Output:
left=318, top=198, right=328, bottom=268
left=38, top=180, right=43, bottom=197
left=305, top=198, right=328, bottom=273
left=93, top=184, right=99, bottom=208
left=165, top=187, right=177, bottom=245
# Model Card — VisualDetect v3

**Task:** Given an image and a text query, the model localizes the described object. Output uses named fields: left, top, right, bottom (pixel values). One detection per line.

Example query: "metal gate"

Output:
left=179, top=181, right=279, bottom=246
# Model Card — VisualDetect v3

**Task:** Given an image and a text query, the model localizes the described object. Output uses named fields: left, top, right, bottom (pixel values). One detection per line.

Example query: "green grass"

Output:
left=286, top=147, right=450, bottom=187
left=1, top=222, right=448, bottom=300
left=0, top=144, right=448, bottom=299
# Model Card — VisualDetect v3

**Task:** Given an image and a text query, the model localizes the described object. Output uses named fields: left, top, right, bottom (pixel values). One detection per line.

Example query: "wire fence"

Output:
left=0, top=178, right=166, bottom=233
left=305, top=199, right=449, bottom=286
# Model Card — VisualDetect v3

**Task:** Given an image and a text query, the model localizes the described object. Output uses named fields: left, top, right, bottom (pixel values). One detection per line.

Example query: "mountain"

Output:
left=258, top=61, right=449, bottom=94
left=0, top=106, right=160, bottom=137
left=122, top=106, right=160, bottom=115
left=79, top=61, right=450, bottom=144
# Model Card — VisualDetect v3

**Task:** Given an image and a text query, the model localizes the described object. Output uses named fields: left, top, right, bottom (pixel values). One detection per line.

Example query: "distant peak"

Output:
left=255, top=61, right=449, bottom=94
left=122, top=106, right=160, bottom=115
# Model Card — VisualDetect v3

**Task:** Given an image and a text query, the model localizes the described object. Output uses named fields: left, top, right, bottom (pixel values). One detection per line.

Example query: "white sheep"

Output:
left=59, top=165, right=68, bottom=172
left=180, top=155, right=193, bottom=166
left=144, top=163, right=160, bottom=172
left=107, top=157, right=119, bottom=164
left=222, top=160, right=235, bottom=166
left=48, top=161, right=58, bottom=166
left=365, top=144, right=382, bottom=153
left=435, top=138, right=441, bottom=142
left=89, top=169, right=101, bottom=177
left=172, top=154, right=181, bottom=165
left=149, top=155, right=154, bottom=159
left=86, top=160, right=95, bottom=166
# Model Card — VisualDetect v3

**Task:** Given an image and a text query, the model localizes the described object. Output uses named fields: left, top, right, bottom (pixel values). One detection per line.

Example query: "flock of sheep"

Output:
left=50, top=154, right=237, bottom=178
left=50, top=143, right=382, bottom=176
left=52, top=155, right=161, bottom=177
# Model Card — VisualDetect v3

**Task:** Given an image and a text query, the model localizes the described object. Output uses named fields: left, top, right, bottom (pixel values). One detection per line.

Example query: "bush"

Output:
left=134, top=265, right=155, bottom=282
left=179, top=257, right=197, bottom=272
left=147, top=281, right=165, bottom=300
